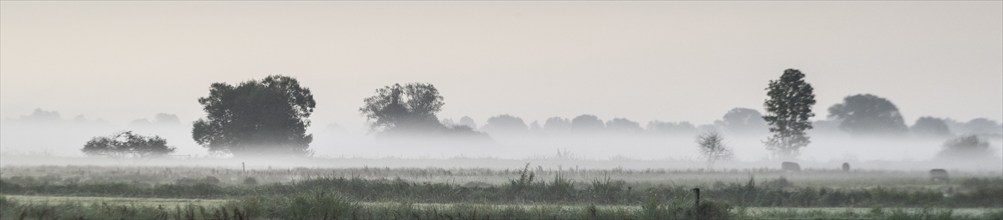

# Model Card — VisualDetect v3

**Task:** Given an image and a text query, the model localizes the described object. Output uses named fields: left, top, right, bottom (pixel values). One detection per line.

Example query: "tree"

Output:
left=192, top=75, right=316, bottom=157
left=936, top=135, right=995, bottom=161
left=828, top=94, right=908, bottom=135
left=605, top=118, right=643, bottom=134
left=82, top=131, right=175, bottom=158
left=963, top=118, right=1003, bottom=135
left=646, top=121, right=698, bottom=135
left=696, top=131, right=733, bottom=169
left=763, top=69, right=817, bottom=159
left=482, top=114, right=528, bottom=134
left=571, top=114, right=605, bottom=132
left=720, top=108, right=768, bottom=135
left=911, top=117, right=951, bottom=137
left=154, top=113, right=182, bottom=125
left=360, top=83, right=445, bottom=133
left=458, top=116, right=478, bottom=130
left=544, top=117, right=572, bottom=133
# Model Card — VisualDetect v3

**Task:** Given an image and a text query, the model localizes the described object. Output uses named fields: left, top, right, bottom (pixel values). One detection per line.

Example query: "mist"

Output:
left=2, top=2, right=1002, bottom=218
left=3, top=108, right=1000, bottom=172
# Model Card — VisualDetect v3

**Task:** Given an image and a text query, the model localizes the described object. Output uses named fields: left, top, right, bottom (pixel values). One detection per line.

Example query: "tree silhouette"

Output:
left=482, top=114, right=528, bottom=134
left=646, top=121, right=698, bottom=135
left=82, top=131, right=175, bottom=158
left=192, top=75, right=316, bottom=157
left=720, top=108, right=768, bottom=135
left=828, top=94, right=907, bottom=135
left=458, top=116, right=478, bottom=130
left=360, top=83, right=445, bottom=133
left=544, top=117, right=572, bottom=133
left=571, top=114, right=605, bottom=132
left=963, top=118, right=1002, bottom=135
left=763, top=69, right=816, bottom=159
left=154, top=113, right=181, bottom=125
left=937, top=135, right=995, bottom=161
left=696, top=131, right=732, bottom=169
left=605, top=118, right=643, bottom=134
left=911, top=116, right=951, bottom=137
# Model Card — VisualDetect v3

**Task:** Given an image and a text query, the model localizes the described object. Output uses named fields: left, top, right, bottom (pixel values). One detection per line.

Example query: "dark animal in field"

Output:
left=841, top=162, right=850, bottom=172
left=781, top=162, right=801, bottom=172
left=930, top=169, right=949, bottom=182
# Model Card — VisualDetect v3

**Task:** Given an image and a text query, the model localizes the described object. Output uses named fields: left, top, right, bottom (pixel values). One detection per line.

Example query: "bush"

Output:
left=937, top=135, right=995, bottom=160
left=81, top=131, right=175, bottom=158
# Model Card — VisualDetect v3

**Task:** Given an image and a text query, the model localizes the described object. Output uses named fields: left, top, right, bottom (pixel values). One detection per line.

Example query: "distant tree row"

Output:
left=74, top=70, right=1002, bottom=158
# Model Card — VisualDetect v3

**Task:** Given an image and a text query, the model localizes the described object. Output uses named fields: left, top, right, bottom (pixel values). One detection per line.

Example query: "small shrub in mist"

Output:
left=243, top=177, right=258, bottom=185
left=360, top=83, right=445, bottom=133
left=506, top=163, right=537, bottom=195
left=81, top=131, right=175, bottom=158
left=696, top=131, right=733, bottom=170
left=936, top=135, right=995, bottom=161
left=641, top=190, right=734, bottom=220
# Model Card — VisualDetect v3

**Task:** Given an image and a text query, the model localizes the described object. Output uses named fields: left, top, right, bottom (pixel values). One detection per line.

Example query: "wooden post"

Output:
left=693, top=188, right=701, bottom=220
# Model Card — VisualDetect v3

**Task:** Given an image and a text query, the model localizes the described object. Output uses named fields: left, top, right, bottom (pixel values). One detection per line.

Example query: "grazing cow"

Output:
left=930, top=169, right=949, bottom=182
left=781, top=162, right=801, bottom=172
left=841, top=162, right=850, bottom=172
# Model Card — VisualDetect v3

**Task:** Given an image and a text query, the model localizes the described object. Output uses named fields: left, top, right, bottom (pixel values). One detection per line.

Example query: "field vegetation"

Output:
left=2, top=165, right=1001, bottom=219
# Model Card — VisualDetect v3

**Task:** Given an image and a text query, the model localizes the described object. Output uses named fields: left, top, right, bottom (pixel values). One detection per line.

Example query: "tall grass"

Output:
left=4, top=194, right=1001, bottom=220
left=2, top=176, right=1001, bottom=207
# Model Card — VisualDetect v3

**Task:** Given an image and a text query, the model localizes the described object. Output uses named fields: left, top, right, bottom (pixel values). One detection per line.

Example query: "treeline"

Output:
left=444, top=111, right=1003, bottom=138
left=6, top=69, right=1000, bottom=158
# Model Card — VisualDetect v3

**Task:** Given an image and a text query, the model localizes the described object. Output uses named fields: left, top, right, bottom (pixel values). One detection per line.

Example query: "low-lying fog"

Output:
left=2, top=111, right=1001, bottom=172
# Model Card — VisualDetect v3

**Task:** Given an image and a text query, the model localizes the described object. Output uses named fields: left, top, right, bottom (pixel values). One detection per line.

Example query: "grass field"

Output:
left=1, top=165, right=1001, bottom=219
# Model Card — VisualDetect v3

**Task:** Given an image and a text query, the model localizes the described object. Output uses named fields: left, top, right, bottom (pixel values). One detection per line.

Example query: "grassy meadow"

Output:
left=1, top=164, right=1001, bottom=219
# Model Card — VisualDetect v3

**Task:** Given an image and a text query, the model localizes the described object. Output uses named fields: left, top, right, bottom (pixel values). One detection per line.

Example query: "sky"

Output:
left=2, top=1, right=1001, bottom=130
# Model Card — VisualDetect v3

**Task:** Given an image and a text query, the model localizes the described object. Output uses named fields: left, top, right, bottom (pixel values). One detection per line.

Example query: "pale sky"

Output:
left=2, top=1, right=1001, bottom=129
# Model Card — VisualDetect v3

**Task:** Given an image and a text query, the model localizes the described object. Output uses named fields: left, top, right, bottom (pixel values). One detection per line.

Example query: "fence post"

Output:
left=693, top=187, right=701, bottom=220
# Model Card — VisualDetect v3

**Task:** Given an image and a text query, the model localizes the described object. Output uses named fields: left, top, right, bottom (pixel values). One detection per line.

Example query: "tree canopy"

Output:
left=605, top=118, right=643, bottom=133
left=646, top=121, right=697, bottom=135
left=720, top=108, right=768, bottom=135
left=571, top=114, right=605, bottom=132
left=543, top=117, right=572, bottom=133
left=192, top=75, right=316, bottom=157
left=827, top=94, right=907, bottom=135
left=482, top=114, right=528, bottom=134
left=936, top=135, right=995, bottom=161
left=360, top=83, right=446, bottom=133
left=82, top=131, right=175, bottom=158
left=696, top=131, right=733, bottom=169
left=911, top=116, right=951, bottom=137
left=763, top=69, right=816, bottom=159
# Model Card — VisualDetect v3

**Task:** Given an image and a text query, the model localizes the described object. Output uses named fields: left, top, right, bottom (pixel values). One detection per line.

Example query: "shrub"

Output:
left=81, top=131, right=175, bottom=158
left=937, top=135, right=995, bottom=161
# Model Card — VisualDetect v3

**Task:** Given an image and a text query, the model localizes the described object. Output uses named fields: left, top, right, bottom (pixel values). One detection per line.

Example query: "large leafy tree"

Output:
left=827, top=94, right=907, bottom=135
left=82, top=131, right=175, bottom=158
left=763, top=69, right=817, bottom=159
left=192, top=75, right=316, bottom=157
left=360, top=83, right=445, bottom=132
